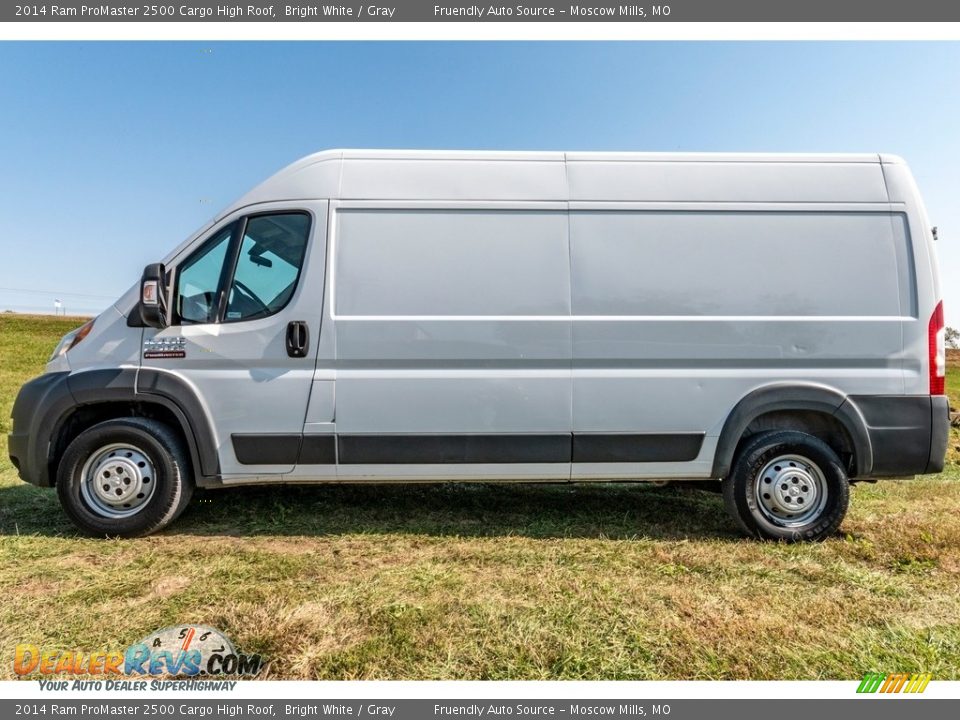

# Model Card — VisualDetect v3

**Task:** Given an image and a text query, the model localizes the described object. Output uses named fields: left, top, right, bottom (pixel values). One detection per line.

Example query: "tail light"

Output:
left=928, top=300, right=945, bottom=395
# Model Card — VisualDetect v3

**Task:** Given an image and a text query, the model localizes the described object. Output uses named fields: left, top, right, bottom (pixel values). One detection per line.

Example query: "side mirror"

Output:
left=139, top=262, right=168, bottom=329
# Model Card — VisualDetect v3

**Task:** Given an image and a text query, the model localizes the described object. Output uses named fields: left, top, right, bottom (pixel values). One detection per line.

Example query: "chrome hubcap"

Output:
left=80, top=443, right=157, bottom=518
left=754, top=454, right=827, bottom=527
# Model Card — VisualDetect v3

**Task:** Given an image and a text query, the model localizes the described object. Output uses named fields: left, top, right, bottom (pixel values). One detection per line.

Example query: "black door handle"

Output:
left=286, top=321, right=310, bottom=358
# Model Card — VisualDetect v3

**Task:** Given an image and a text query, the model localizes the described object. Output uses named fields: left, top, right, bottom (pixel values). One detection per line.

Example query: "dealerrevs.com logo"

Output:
left=14, top=625, right=263, bottom=678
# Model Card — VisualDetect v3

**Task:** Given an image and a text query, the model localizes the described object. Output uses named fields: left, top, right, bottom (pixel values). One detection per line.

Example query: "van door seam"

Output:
left=563, top=151, right=574, bottom=481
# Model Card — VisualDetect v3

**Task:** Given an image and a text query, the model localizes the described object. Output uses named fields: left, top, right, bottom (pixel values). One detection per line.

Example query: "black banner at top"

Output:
left=6, top=0, right=960, bottom=22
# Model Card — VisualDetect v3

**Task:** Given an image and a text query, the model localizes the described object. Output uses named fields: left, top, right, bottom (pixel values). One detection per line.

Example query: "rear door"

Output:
left=141, top=202, right=327, bottom=477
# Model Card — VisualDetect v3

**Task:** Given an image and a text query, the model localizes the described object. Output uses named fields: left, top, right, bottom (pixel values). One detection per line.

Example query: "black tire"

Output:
left=722, top=430, right=850, bottom=542
left=56, top=418, right=193, bottom=537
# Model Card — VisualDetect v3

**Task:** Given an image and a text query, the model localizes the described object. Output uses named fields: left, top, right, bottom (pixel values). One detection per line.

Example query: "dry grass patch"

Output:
left=1, top=315, right=959, bottom=680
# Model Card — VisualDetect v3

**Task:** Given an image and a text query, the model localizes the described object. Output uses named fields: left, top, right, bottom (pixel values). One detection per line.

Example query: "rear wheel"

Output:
left=722, top=430, right=849, bottom=542
left=57, top=418, right=193, bottom=537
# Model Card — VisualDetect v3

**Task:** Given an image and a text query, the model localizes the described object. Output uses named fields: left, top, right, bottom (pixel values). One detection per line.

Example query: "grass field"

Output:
left=1, top=314, right=959, bottom=680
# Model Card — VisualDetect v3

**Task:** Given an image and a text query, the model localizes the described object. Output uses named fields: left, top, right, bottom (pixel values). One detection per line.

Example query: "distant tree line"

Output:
left=948, top=327, right=960, bottom=349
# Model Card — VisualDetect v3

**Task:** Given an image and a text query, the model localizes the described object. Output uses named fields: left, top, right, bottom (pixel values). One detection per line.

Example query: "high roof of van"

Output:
left=219, top=149, right=906, bottom=219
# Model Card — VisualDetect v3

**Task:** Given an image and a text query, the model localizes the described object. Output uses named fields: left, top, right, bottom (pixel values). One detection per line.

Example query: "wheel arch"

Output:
left=711, top=383, right=873, bottom=479
left=47, top=369, right=219, bottom=487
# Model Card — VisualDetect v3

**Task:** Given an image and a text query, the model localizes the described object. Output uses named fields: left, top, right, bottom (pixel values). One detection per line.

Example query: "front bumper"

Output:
left=7, top=371, right=73, bottom=487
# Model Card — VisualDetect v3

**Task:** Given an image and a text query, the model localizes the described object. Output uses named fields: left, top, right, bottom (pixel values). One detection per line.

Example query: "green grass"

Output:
left=1, top=314, right=959, bottom=680
left=946, top=350, right=959, bottom=464
left=946, top=351, right=960, bottom=406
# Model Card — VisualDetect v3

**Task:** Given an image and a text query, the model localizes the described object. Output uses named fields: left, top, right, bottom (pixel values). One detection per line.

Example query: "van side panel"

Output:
left=330, top=205, right=573, bottom=480
left=569, top=209, right=911, bottom=479
left=335, top=209, right=570, bottom=317
left=570, top=211, right=907, bottom=316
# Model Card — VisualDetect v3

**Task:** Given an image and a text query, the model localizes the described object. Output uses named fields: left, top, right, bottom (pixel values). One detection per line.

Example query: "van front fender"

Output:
left=8, top=368, right=219, bottom=488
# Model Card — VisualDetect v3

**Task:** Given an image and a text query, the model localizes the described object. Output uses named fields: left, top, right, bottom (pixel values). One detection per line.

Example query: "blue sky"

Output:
left=0, top=41, right=958, bottom=323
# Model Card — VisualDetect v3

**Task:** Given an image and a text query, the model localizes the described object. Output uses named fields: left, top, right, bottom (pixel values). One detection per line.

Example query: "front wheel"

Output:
left=722, top=430, right=849, bottom=542
left=57, top=418, right=193, bottom=537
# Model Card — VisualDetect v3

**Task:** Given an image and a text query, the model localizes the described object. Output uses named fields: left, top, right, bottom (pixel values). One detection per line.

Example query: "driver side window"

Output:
left=224, top=214, right=310, bottom=323
left=174, top=212, right=310, bottom=325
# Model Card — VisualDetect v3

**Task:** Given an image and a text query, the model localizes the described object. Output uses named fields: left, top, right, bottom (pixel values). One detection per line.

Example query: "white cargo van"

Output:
left=9, top=150, right=950, bottom=540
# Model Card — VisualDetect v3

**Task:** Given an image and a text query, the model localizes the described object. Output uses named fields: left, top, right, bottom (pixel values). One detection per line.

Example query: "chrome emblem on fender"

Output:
left=143, top=336, right=186, bottom=359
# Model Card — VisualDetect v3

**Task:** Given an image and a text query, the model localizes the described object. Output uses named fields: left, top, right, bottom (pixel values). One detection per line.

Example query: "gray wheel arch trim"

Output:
left=711, top=383, right=873, bottom=479
left=54, top=368, right=219, bottom=484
